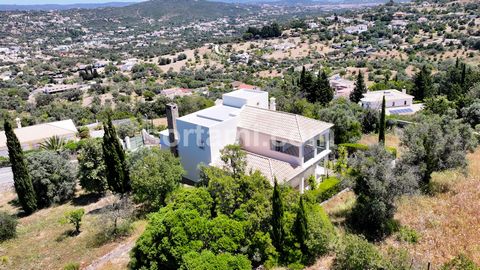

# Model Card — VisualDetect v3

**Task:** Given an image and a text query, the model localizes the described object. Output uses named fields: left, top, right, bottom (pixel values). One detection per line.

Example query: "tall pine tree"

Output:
left=271, top=179, right=285, bottom=257
left=4, top=120, right=37, bottom=214
left=102, top=115, right=131, bottom=194
left=317, top=71, right=334, bottom=105
left=350, top=71, right=367, bottom=103
left=293, top=196, right=308, bottom=255
left=412, top=65, right=433, bottom=101
left=379, top=96, right=386, bottom=145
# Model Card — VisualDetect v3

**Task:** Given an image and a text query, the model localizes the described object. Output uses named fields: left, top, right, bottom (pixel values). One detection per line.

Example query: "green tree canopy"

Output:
left=77, top=138, right=108, bottom=194
left=129, top=147, right=184, bottom=210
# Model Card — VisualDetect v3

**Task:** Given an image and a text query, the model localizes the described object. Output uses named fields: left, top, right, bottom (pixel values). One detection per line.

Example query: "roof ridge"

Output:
left=45, top=120, right=76, bottom=132
left=244, top=105, right=332, bottom=124
left=268, top=158, right=275, bottom=182
left=295, top=115, right=303, bottom=141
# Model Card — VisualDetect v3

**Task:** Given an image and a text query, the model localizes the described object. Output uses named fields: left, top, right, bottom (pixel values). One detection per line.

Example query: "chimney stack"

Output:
left=166, top=103, right=179, bottom=157
left=269, top=97, right=276, bottom=111
left=402, top=88, right=406, bottom=94
left=15, top=117, right=21, bottom=129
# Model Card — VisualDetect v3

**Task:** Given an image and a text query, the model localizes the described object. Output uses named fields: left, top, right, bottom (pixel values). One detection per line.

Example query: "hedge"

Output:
left=306, top=177, right=341, bottom=204
left=338, top=143, right=397, bottom=158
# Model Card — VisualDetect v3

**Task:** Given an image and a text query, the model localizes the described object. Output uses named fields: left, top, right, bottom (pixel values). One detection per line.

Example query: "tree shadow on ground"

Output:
left=72, top=193, right=103, bottom=206
left=56, top=229, right=79, bottom=242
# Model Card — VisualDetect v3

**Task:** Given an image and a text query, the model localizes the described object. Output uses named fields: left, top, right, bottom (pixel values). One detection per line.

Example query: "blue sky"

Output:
left=0, top=0, right=145, bottom=4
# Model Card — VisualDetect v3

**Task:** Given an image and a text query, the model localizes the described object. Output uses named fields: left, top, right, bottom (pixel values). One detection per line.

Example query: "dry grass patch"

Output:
left=382, top=148, right=480, bottom=268
left=358, top=131, right=402, bottom=156
left=0, top=193, right=144, bottom=270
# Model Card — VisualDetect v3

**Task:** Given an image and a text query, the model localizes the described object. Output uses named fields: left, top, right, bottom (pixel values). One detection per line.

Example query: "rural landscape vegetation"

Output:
left=0, top=0, right=480, bottom=269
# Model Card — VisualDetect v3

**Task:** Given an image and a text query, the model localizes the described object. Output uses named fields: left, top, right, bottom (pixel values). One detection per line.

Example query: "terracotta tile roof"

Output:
left=245, top=152, right=303, bottom=184
left=238, top=106, right=333, bottom=143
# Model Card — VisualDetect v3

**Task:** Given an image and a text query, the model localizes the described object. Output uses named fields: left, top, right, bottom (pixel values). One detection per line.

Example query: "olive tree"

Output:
left=129, top=147, right=184, bottom=210
left=400, top=114, right=477, bottom=190
left=77, top=139, right=107, bottom=194
left=27, top=151, right=76, bottom=208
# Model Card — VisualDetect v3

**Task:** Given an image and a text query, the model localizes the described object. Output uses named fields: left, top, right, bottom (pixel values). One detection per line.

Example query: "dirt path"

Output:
left=83, top=240, right=135, bottom=270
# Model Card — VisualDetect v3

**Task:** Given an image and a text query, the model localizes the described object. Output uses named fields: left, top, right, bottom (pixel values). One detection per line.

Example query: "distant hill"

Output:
left=0, top=2, right=136, bottom=11
left=119, top=0, right=252, bottom=20
left=78, top=0, right=255, bottom=24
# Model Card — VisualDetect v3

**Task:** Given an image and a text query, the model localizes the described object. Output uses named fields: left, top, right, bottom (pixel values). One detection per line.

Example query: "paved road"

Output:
left=0, top=167, right=13, bottom=191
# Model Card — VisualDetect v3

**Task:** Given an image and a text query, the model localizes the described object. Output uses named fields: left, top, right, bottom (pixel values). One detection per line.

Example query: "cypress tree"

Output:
left=293, top=196, right=308, bottom=255
left=271, top=179, right=285, bottom=257
left=379, top=96, right=386, bottom=145
left=350, top=71, right=367, bottom=103
left=412, top=65, right=433, bottom=100
left=102, top=115, right=131, bottom=194
left=4, top=120, right=37, bottom=214
left=317, top=71, right=334, bottom=106
left=299, top=66, right=306, bottom=90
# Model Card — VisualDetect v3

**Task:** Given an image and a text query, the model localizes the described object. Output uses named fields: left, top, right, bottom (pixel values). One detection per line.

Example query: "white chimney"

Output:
left=402, top=88, right=406, bottom=94
left=269, top=97, right=276, bottom=111
left=15, top=117, right=21, bottom=129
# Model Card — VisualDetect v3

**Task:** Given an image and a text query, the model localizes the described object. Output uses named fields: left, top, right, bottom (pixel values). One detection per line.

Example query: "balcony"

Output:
left=303, top=132, right=329, bottom=164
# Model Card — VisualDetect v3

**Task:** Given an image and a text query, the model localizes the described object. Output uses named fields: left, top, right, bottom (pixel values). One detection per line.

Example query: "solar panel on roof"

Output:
left=390, top=108, right=413, bottom=115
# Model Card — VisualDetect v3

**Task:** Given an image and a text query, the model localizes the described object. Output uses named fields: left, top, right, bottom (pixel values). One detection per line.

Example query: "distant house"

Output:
left=344, top=24, right=368, bottom=34
left=0, top=119, right=78, bottom=156
left=37, top=84, right=84, bottom=94
left=389, top=20, right=408, bottom=29
left=160, top=87, right=193, bottom=99
left=360, top=89, right=423, bottom=115
left=329, top=74, right=355, bottom=98
left=231, top=82, right=260, bottom=90
left=160, top=89, right=334, bottom=192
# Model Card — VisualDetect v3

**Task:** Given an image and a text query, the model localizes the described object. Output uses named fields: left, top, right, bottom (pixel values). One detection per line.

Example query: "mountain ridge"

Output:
left=0, top=2, right=137, bottom=11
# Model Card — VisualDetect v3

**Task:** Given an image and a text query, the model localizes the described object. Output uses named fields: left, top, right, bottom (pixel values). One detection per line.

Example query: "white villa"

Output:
left=360, top=89, right=423, bottom=115
left=160, top=89, right=334, bottom=192
left=0, top=119, right=78, bottom=157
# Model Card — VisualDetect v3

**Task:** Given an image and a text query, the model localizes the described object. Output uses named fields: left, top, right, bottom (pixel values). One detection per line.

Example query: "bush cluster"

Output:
left=0, top=212, right=17, bottom=242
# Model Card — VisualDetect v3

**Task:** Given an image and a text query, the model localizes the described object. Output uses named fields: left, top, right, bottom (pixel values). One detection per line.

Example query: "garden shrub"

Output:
left=441, top=254, right=479, bottom=270
left=305, top=177, right=341, bottom=203
left=333, top=234, right=387, bottom=270
left=396, top=226, right=420, bottom=243
left=0, top=212, right=17, bottom=242
left=338, top=143, right=369, bottom=155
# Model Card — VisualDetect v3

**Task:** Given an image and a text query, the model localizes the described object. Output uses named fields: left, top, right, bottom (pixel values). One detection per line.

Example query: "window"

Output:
left=271, top=140, right=299, bottom=156
left=404, top=100, right=407, bottom=105
left=317, top=135, right=327, bottom=153
left=392, top=101, right=395, bottom=107
left=198, top=139, right=205, bottom=149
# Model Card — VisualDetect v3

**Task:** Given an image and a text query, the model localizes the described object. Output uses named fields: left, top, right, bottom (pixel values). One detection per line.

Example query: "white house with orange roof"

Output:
left=160, top=89, right=333, bottom=192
